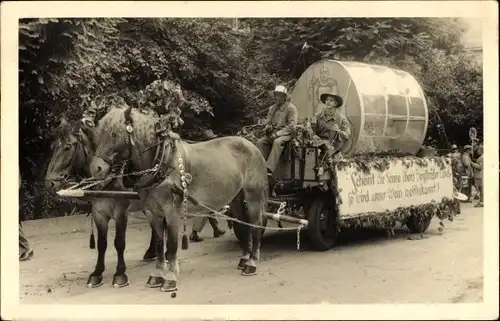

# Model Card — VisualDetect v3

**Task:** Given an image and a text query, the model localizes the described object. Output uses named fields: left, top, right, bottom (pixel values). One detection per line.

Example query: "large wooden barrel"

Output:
left=290, top=60, right=429, bottom=156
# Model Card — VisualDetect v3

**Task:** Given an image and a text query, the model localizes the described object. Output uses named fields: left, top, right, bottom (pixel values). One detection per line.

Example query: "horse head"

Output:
left=45, top=117, right=95, bottom=190
left=90, top=105, right=157, bottom=180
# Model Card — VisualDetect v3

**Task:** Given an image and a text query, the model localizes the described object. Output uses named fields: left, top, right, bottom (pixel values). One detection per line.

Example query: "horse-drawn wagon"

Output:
left=49, top=59, right=459, bottom=291
left=234, top=59, right=458, bottom=250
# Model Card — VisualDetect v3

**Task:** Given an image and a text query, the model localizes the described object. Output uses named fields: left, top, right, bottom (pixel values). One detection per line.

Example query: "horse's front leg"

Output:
left=87, top=201, right=112, bottom=288
left=143, top=216, right=159, bottom=262
left=112, top=201, right=130, bottom=288
left=145, top=210, right=167, bottom=289
left=161, top=205, right=181, bottom=292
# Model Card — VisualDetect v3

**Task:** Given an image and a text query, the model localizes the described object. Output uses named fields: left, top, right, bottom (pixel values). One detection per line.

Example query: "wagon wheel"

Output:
left=406, top=214, right=433, bottom=234
left=307, top=197, right=338, bottom=251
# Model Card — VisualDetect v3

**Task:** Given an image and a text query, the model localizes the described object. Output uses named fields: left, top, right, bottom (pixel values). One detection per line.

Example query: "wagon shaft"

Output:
left=57, top=189, right=141, bottom=199
left=264, top=212, right=309, bottom=227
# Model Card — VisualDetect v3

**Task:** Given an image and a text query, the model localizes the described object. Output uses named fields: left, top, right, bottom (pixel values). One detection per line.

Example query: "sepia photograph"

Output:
left=1, top=1, right=498, bottom=320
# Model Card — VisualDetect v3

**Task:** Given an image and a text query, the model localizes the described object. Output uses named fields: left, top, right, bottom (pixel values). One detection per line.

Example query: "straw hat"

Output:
left=319, top=88, right=343, bottom=108
left=202, top=129, right=218, bottom=139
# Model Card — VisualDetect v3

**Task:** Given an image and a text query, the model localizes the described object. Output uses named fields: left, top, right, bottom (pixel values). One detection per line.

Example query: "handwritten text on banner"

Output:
left=336, top=159, right=453, bottom=217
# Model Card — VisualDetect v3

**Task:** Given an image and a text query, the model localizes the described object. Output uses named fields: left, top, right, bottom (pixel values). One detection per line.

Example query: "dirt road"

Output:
left=19, top=203, right=483, bottom=304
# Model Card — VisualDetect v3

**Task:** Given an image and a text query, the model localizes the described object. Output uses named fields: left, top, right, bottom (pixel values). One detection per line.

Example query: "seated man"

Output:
left=256, top=85, right=298, bottom=177
left=311, top=89, right=351, bottom=164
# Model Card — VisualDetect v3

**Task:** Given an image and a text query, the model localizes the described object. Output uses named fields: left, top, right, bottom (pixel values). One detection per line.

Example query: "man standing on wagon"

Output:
left=256, top=85, right=298, bottom=177
left=312, top=89, right=351, bottom=163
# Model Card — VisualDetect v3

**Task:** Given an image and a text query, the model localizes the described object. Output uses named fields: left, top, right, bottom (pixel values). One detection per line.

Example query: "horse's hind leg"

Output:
left=87, top=201, right=112, bottom=288
left=112, top=200, right=130, bottom=288
left=230, top=195, right=251, bottom=270
left=241, top=190, right=265, bottom=277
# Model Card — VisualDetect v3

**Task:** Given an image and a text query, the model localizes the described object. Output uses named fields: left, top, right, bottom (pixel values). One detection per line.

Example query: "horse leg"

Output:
left=161, top=207, right=181, bottom=292
left=230, top=195, right=251, bottom=270
left=87, top=202, right=112, bottom=288
left=241, top=190, right=264, bottom=277
left=145, top=209, right=167, bottom=289
left=112, top=201, right=130, bottom=288
left=143, top=214, right=159, bottom=262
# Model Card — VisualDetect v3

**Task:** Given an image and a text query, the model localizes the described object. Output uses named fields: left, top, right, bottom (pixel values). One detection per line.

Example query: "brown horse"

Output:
left=44, top=117, right=159, bottom=288
left=89, top=106, right=268, bottom=292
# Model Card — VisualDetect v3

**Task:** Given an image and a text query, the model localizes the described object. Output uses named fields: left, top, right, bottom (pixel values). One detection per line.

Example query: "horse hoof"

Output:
left=142, top=252, right=158, bottom=262
left=146, top=276, right=164, bottom=288
left=112, top=274, right=130, bottom=288
left=86, top=275, right=104, bottom=288
left=237, top=258, right=248, bottom=270
left=241, top=265, right=257, bottom=276
left=160, top=280, right=178, bottom=292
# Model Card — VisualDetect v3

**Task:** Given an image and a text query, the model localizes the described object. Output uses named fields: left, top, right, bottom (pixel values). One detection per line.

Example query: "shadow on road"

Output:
left=254, top=224, right=417, bottom=255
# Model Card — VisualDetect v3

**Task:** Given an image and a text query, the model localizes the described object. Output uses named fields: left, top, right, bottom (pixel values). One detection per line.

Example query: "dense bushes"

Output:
left=19, top=18, right=276, bottom=219
left=19, top=18, right=482, bottom=220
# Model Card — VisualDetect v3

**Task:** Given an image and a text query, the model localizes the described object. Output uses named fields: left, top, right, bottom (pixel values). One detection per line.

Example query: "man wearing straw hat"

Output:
left=256, top=85, right=298, bottom=177
left=312, top=88, right=351, bottom=163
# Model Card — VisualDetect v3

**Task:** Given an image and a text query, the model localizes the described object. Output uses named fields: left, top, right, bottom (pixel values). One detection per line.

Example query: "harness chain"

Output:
left=178, top=156, right=191, bottom=249
left=62, top=151, right=305, bottom=250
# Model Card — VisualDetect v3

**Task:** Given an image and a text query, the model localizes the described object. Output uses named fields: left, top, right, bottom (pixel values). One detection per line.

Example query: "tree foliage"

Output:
left=19, top=18, right=481, bottom=220
left=19, top=18, right=275, bottom=219
left=242, top=17, right=481, bottom=146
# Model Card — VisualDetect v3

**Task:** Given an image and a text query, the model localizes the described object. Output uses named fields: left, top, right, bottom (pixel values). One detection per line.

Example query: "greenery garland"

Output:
left=336, top=197, right=457, bottom=234
left=335, top=153, right=451, bottom=174
left=331, top=155, right=456, bottom=236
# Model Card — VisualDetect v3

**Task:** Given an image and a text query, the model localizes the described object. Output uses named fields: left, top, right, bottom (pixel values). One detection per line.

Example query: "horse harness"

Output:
left=95, top=120, right=200, bottom=207
left=53, top=129, right=92, bottom=183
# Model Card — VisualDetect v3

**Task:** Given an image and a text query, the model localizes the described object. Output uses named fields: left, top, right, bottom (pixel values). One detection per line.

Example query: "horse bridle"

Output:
left=93, top=120, right=176, bottom=189
left=51, top=131, right=89, bottom=183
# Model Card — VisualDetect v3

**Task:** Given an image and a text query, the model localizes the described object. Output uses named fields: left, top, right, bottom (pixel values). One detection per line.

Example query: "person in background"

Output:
left=472, top=145, right=483, bottom=207
left=448, top=144, right=461, bottom=159
left=190, top=215, right=226, bottom=242
left=461, top=145, right=475, bottom=202
left=471, top=142, right=482, bottom=200
left=189, top=128, right=226, bottom=242
left=19, top=171, right=34, bottom=261
left=256, top=85, right=298, bottom=179
left=449, top=144, right=463, bottom=214
left=312, top=88, right=351, bottom=163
